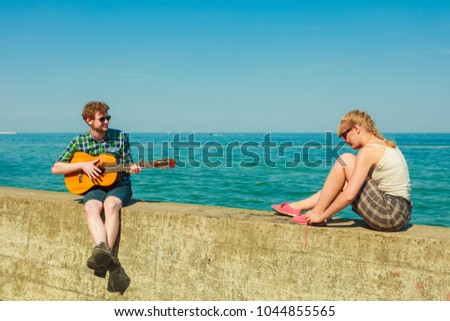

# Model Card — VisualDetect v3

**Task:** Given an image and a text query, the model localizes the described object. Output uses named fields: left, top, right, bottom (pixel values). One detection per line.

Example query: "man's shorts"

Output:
left=84, top=184, right=132, bottom=206
left=352, top=178, right=412, bottom=231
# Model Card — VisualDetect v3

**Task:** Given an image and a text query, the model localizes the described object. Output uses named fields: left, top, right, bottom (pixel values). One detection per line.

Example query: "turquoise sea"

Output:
left=0, top=132, right=449, bottom=228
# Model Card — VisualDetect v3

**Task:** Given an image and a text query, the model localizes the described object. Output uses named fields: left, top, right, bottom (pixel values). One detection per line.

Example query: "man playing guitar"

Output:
left=52, top=101, right=141, bottom=278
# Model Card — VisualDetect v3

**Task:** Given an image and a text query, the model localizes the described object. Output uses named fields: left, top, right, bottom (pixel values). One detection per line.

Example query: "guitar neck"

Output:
left=103, top=162, right=153, bottom=173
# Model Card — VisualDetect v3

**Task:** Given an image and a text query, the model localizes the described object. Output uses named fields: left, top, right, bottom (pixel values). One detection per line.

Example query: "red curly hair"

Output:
left=82, top=101, right=110, bottom=121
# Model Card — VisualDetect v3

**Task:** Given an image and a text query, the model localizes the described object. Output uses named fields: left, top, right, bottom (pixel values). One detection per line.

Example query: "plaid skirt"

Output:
left=352, top=178, right=412, bottom=231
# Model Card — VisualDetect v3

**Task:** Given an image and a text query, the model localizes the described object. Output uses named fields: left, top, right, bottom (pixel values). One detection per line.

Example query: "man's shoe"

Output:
left=87, top=255, right=107, bottom=278
left=93, top=268, right=107, bottom=278
left=87, top=242, right=120, bottom=274
left=88, top=242, right=112, bottom=270
left=106, top=255, right=120, bottom=272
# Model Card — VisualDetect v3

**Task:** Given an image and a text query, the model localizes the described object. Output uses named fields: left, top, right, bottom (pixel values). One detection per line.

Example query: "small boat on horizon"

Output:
left=0, top=131, right=18, bottom=135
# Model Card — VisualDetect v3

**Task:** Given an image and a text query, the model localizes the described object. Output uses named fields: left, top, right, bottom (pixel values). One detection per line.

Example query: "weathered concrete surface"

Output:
left=1, top=186, right=449, bottom=301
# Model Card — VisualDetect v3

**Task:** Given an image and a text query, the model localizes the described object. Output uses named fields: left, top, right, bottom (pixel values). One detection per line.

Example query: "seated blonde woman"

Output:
left=272, top=110, right=412, bottom=231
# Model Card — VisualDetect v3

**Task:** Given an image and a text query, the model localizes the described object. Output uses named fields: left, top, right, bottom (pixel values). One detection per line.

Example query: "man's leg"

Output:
left=103, top=196, right=123, bottom=251
left=84, top=189, right=112, bottom=277
left=85, top=199, right=107, bottom=246
left=102, top=184, right=132, bottom=252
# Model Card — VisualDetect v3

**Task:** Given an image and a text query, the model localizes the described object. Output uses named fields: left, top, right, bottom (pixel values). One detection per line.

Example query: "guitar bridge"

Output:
left=78, top=170, right=83, bottom=183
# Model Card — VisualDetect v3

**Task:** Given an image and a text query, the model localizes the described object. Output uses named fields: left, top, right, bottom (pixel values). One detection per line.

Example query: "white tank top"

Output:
left=368, top=144, right=411, bottom=201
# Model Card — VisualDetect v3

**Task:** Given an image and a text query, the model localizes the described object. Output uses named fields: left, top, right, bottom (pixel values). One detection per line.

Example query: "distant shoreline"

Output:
left=0, top=131, right=17, bottom=135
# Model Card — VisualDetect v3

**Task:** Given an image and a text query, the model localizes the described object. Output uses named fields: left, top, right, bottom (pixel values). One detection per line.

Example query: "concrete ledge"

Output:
left=1, top=186, right=449, bottom=301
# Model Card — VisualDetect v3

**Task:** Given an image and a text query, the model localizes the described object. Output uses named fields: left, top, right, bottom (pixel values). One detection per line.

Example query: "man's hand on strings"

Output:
left=127, top=163, right=142, bottom=174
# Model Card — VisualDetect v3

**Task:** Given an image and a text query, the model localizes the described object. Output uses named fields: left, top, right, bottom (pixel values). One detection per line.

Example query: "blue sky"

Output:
left=0, top=0, right=449, bottom=133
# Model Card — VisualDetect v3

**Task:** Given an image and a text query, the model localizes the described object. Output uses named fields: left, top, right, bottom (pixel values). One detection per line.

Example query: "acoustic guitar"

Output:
left=64, top=151, right=176, bottom=194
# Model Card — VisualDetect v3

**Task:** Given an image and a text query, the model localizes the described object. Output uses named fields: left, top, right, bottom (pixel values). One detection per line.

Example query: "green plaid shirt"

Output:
left=55, top=128, right=133, bottom=186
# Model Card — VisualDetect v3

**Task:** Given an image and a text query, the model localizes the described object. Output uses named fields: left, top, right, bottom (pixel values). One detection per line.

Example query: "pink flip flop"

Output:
left=271, top=202, right=301, bottom=217
left=292, top=215, right=308, bottom=225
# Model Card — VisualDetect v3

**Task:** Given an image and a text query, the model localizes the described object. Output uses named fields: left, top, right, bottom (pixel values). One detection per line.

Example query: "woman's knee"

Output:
left=336, top=153, right=355, bottom=168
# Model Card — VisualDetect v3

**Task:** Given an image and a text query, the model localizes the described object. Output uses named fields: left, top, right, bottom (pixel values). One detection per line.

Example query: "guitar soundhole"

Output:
left=98, top=166, right=106, bottom=174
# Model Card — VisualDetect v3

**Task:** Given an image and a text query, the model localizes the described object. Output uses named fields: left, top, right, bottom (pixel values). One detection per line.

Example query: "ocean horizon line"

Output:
left=5, top=131, right=450, bottom=135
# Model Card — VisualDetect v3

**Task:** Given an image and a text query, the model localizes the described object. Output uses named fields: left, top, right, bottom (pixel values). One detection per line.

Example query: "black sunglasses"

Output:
left=339, top=127, right=352, bottom=140
left=98, top=115, right=111, bottom=122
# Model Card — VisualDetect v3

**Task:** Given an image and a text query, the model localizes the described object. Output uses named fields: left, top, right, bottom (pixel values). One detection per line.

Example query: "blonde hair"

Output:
left=337, top=110, right=396, bottom=148
left=82, top=101, right=110, bottom=121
